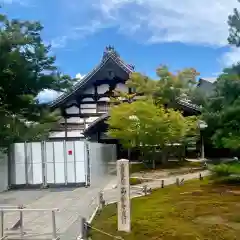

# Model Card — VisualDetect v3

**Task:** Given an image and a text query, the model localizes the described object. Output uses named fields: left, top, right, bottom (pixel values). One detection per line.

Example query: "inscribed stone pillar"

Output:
left=117, top=159, right=131, bottom=232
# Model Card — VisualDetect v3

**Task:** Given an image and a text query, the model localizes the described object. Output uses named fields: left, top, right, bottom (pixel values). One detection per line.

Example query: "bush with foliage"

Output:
left=129, top=178, right=143, bottom=185
left=210, top=163, right=240, bottom=180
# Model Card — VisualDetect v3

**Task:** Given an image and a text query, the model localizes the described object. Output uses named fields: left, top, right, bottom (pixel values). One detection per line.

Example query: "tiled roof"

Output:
left=50, top=47, right=134, bottom=108
left=199, top=77, right=216, bottom=84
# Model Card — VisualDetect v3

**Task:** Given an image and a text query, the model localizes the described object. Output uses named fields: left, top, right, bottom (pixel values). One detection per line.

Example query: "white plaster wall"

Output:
left=66, top=117, right=84, bottom=124
left=83, top=86, right=95, bottom=94
left=65, top=105, right=79, bottom=114
left=115, top=83, right=128, bottom=92
left=98, top=97, right=110, bottom=102
left=97, top=84, right=109, bottom=94
left=59, top=118, right=84, bottom=124
left=80, top=103, right=97, bottom=109
left=81, top=97, right=94, bottom=102
left=81, top=109, right=97, bottom=114
left=49, top=131, right=84, bottom=138
left=80, top=103, right=97, bottom=114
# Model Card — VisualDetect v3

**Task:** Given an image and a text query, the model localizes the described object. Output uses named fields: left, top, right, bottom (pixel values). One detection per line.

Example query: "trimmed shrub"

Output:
left=210, top=163, right=240, bottom=183
left=129, top=177, right=152, bottom=185
left=211, top=164, right=232, bottom=177
left=129, top=163, right=149, bottom=174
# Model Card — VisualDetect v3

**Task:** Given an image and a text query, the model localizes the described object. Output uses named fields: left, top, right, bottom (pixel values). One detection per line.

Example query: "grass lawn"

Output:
left=91, top=179, right=240, bottom=239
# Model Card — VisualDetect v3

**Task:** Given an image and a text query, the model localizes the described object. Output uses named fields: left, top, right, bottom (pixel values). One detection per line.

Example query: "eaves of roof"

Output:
left=50, top=53, right=134, bottom=108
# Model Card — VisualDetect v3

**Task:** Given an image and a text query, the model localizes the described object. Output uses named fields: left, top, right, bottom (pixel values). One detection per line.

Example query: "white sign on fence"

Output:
left=117, top=159, right=131, bottom=232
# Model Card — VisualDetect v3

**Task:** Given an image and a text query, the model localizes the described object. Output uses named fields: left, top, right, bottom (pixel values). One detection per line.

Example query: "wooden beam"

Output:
left=64, top=117, right=67, bottom=139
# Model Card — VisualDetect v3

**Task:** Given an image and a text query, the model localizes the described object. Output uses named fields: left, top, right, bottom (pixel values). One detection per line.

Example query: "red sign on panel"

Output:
left=68, top=150, right=73, bottom=155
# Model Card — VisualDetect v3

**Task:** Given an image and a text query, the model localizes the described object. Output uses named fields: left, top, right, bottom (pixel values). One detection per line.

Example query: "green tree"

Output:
left=0, top=11, right=76, bottom=147
left=201, top=2, right=240, bottom=151
left=203, top=69, right=240, bottom=150
left=228, top=1, right=240, bottom=47
left=126, top=65, right=200, bottom=106
left=196, top=3, right=240, bottom=152
left=107, top=100, right=198, bottom=166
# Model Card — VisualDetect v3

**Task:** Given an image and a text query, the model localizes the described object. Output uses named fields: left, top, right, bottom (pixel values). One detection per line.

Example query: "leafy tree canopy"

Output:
left=126, top=65, right=201, bottom=106
left=203, top=69, right=240, bottom=149
left=0, top=10, right=76, bottom=147
left=228, top=1, right=240, bottom=47
left=200, top=2, right=240, bottom=150
left=107, top=100, right=198, bottom=150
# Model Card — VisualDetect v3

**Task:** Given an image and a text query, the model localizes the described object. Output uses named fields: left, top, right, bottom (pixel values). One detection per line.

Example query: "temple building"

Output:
left=49, top=46, right=203, bottom=158
left=197, top=77, right=216, bottom=96
left=49, top=46, right=136, bottom=140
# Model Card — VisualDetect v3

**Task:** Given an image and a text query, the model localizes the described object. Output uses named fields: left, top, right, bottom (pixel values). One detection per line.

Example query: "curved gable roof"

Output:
left=50, top=47, right=134, bottom=108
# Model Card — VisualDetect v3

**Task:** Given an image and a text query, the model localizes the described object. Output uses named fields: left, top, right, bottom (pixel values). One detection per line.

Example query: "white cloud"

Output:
left=7, top=0, right=240, bottom=50
left=48, top=0, right=240, bottom=65
left=1, top=0, right=33, bottom=7
left=50, top=36, right=68, bottom=49
left=93, top=0, right=240, bottom=67
left=37, top=89, right=61, bottom=103
left=95, top=0, right=239, bottom=47
left=75, top=73, right=85, bottom=79
left=50, top=20, right=107, bottom=49
left=221, top=47, right=240, bottom=66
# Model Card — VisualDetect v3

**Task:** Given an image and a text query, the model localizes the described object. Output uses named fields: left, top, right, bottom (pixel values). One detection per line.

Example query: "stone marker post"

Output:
left=117, top=159, right=131, bottom=233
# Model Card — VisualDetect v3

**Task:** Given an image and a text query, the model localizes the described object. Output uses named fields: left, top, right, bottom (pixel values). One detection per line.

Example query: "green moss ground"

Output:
left=91, top=179, right=240, bottom=239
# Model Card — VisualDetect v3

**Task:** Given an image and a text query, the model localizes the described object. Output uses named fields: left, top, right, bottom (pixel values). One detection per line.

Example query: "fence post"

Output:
left=176, top=178, right=180, bottom=187
left=81, top=217, right=88, bottom=240
left=161, top=180, right=164, bottom=188
left=19, top=211, right=24, bottom=238
left=52, top=210, right=57, bottom=240
left=143, top=185, right=148, bottom=196
left=99, top=192, right=105, bottom=210
left=0, top=211, right=4, bottom=238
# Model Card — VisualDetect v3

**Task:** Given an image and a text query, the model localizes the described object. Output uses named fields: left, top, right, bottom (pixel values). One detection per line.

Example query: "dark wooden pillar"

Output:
left=64, top=117, right=67, bottom=140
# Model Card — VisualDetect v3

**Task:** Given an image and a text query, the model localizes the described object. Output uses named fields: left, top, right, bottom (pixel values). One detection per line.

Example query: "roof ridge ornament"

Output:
left=102, top=45, right=135, bottom=70
left=102, top=45, right=120, bottom=61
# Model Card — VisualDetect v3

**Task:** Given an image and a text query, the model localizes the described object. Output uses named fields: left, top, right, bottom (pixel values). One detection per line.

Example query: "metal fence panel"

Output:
left=9, top=140, right=117, bottom=188
left=53, top=141, right=65, bottom=184
left=74, top=141, right=86, bottom=184
left=10, top=140, right=87, bottom=187
left=0, top=151, right=8, bottom=192
left=45, top=141, right=55, bottom=184
left=29, top=142, right=43, bottom=185
left=12, top=143, right=26, bottom=185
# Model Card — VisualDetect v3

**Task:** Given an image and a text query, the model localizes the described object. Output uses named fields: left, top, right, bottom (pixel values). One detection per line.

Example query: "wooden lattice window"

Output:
left=97, top=103, right=110, bottom=113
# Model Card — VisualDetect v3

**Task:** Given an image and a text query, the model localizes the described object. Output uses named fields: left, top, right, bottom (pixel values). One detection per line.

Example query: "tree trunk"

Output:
left=152, top=147, right=156, bottom=169
left=152, top=159, right=156, bottom=169
left=161, top=148, right=168, bottom=165
left=128, top=148, right=131, bottom=160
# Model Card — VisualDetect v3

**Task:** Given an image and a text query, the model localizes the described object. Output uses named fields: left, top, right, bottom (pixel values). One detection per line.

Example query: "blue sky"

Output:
left=1, top=0, right=240, bottom=102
